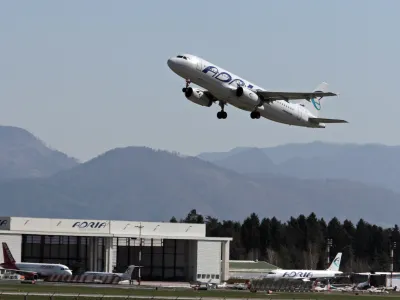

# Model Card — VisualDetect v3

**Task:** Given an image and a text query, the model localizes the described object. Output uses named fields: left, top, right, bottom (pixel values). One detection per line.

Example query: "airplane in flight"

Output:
left=0, top=242, right=72, bottom=280
left=263, top=252, right=343, bottom=281
left=167, top=54, right=347, bottom=128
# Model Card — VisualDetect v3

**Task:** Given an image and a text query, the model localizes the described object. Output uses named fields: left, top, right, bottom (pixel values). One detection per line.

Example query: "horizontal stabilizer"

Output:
left=309, top=118, right=348, bottom=124
left=256, top=90, right=337, bottom=101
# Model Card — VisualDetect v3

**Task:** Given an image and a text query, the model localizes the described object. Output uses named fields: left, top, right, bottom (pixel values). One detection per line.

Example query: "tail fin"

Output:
left=326, top=252, right=342, bottom=272
left=303, top=82, right=329, bottom=117
left=2, top=242, right=16, bottom=266
left=121, top=265, right=140, bottom=280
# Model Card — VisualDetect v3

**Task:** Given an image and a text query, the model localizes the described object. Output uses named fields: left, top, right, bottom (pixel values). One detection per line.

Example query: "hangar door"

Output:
left=21, top=235, right=104, bottom=273
left=0, top=234, right=22, bottom=264
left=115, top=238, right=189, bottom=281
left=196, top=241, right=221, bottom=283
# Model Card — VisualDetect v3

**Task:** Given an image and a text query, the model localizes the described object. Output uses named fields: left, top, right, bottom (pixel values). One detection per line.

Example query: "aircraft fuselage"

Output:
left=167, top=54, right=326, bottom=128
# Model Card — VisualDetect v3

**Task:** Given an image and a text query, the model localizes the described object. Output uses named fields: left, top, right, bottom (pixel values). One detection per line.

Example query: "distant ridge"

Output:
left=198, top=142, right=400, bottom=193
left=0, top=144, right=399, bottom=226
left=0, top=125, right=399, bottom=225
left=0, top=125, right=78, bottom=179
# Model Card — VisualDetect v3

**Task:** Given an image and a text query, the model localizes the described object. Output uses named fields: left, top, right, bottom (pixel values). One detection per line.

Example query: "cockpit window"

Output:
left=267, top=272, right=276, bottom=274
left=176, top=55, right=188, bottom=60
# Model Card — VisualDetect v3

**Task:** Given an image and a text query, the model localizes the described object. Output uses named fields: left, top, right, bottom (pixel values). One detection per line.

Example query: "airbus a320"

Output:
left=167, top=54, right=347, bottom=128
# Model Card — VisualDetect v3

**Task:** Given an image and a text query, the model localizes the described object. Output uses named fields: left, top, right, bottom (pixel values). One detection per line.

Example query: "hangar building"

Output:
left=0, top=216, right=232, bottom=283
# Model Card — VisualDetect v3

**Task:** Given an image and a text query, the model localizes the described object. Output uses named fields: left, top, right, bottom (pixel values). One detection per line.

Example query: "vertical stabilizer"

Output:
left=303, top=82, right=329, bottom=117
left=121, top=265, right=138, bottom=281
left=2, top=242, right=16, bottom=267
left=326, top=252, right=342, bottom=272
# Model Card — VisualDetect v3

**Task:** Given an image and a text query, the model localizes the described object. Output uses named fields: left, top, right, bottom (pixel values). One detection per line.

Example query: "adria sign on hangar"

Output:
left=0, top=216, right=231, bottom=283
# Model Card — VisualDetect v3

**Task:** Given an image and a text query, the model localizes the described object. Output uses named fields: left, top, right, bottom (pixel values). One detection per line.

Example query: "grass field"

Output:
left=0, top=283, right=399, bottom=300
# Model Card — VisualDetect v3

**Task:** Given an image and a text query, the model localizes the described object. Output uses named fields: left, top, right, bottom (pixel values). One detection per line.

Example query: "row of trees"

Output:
left=170, top=210, right=400, bottom=272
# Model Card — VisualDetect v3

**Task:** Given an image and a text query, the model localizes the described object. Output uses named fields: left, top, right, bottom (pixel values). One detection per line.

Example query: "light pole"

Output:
left=389, top=234, right=396, bottom=287
left=135, top=222, right=144, bottom=285
left=327, top=238, right=333, bottom=268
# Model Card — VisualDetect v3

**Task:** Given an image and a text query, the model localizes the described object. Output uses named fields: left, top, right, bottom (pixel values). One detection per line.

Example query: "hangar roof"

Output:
left=0, top=216, right=232, bottom=242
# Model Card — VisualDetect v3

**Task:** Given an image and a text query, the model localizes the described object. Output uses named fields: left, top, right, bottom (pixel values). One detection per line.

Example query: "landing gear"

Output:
left=182, top=79, right=192, bottom=93
left=217, top=111, right=227, bottom=119
left=217, top=101, right=227, bottom=119
left=250, top=111, right=261, bottom=119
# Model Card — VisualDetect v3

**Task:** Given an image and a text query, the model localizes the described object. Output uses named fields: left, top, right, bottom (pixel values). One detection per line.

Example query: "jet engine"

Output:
left=235, top=86, right=262, bottom=107
left=184, top=87, right=213, bottom=107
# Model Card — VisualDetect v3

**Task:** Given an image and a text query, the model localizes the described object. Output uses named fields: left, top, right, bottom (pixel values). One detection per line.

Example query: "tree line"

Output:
left=170, top=209, right=400, bottom=272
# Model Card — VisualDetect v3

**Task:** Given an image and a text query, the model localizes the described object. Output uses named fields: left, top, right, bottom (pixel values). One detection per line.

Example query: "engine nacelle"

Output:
left=184, top=87, right=213, bottom=107
left=236, top=86, right=261, bottom=106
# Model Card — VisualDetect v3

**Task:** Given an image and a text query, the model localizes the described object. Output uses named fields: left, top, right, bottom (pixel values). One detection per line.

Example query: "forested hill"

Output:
left=0, top=125, right=78, bottom=179
left=173, top=209, right=400, bottom=273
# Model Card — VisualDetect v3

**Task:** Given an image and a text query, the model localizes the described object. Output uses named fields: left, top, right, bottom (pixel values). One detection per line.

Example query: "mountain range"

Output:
left=0, top=125, right=399, bottom=226
left=0, top=126, right=78, bottom=179
left=198, top=142, right=400, bottom=193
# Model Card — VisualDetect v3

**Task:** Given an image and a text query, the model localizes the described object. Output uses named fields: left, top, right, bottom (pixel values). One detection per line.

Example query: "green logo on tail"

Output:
left=333, top=257, right=340, bottom=267
left=311, top=97, right=321, bottom=110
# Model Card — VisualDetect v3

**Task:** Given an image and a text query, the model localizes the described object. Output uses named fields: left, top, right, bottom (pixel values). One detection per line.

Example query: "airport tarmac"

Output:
left=0, top=278, right=194, bottom=290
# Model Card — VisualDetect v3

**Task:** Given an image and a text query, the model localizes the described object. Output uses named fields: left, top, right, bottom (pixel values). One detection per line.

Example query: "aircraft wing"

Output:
left=309, top=118, right=348, bottom=124
left=1, top=268, right=36, bottom=275
left=256, top=90, right=337, bottom=102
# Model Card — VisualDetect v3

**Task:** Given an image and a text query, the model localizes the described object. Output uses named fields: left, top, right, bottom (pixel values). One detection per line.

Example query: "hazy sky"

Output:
left=1, top=0, right=399, bottom=161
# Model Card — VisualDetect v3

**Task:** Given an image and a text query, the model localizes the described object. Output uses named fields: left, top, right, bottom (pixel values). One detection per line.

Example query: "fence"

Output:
left=45, top=274, right=121, bottom=284
left=250, top=278, right=314, bottom=292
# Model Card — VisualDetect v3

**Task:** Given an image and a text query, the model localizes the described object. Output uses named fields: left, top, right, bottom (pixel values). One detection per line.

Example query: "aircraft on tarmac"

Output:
left=167, top=54, right=347, bottom=128
left=263, top=252, right=343, bottom=281
left=0, top=242, right=72, bottom=280
left=83, top=265, right=140, bottom=281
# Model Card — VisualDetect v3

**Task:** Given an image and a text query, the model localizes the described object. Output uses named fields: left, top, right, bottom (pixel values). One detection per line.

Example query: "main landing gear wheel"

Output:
left=250, top=111, right=261, bottom=119
left=217, top=111, right=227, bottom=119
left=217, top=101, right=227, bottom=119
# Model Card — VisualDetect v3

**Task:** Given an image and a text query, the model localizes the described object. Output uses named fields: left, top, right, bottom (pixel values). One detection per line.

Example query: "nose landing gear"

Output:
left=182, top=79, right=192, bottom=92
left=250, top=111, right=261, bottom=119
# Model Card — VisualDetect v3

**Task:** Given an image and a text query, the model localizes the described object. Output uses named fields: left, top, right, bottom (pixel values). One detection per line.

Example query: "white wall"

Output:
left=221, top=241, right=230, bottom=281
left=387, top=275, right=400, bottom=288
left=6, top=217, right=206, bottom=238
left=196, top=241, right=221, bottom=284
left=0, top=234, right=22, bottom=264
left=0, top=217, right=10, bottom=230
left=9, top=217, right=110, bottom=235
left=110, top=221, right=205, bottom=238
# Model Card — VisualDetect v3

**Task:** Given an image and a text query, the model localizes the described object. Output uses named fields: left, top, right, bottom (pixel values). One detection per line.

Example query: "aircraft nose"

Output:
left=167, top=57, right=178, bottom=70
left=167, top=57, right=174, bottom=68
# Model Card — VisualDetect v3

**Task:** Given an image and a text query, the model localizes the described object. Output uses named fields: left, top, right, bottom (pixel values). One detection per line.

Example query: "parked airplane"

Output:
left=167, top=54, right=347, bottom=128
left=83, top=265, right=139, bottom=281
left=263, top=252, right=343, bottom=281
left=0, top=242, right=72, bottom=279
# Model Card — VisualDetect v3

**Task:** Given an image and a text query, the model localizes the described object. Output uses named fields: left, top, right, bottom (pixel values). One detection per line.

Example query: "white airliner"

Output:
left=0, top=242, right=72, bottom=279
left=167, top=54, right=347, bottom=127
left=263, top=252, right=343, bottom=281
left=83, top=265, right=139, bottom=281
